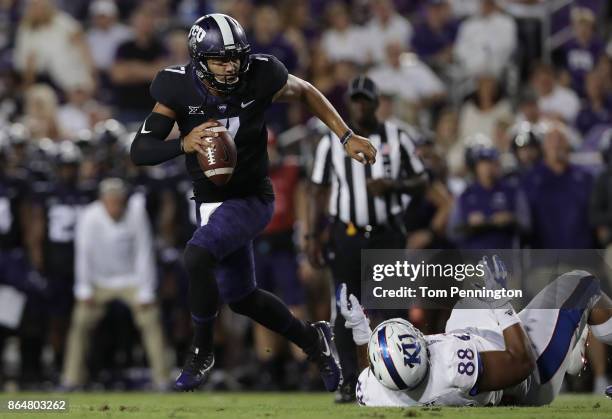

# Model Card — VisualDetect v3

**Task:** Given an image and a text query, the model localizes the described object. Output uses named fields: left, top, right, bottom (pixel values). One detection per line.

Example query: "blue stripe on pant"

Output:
left=536, top=275, right=600, bottom=383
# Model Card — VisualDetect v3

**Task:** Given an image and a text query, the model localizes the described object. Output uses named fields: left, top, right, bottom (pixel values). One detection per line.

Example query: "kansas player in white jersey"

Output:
left=339, top=256, right=612, bottom=407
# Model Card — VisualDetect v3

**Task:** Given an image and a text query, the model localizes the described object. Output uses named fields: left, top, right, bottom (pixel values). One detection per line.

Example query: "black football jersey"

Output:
left=33, top=181, right=96, bottom=246
left=32, top=181, right=96, bottom=277
left=150, top=54, right=289, bottom=203
left=0, top=174, right=28, bottom=250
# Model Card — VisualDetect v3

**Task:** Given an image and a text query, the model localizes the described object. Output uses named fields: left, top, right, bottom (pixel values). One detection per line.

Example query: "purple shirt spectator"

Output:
left=575, top=70, right=612, bottom=136
left=411, top=19, right=458, bottom=60
left=575, top=98, right=612, bottom=136
left=411, top=0, right=458, bottom=62
left=522, top=161, right=594, bottom=248
left=563, top=37, right=604, bottom=97
left=249, top=35, right=298, bottom=74
left=448, top=179, right=529, bottom=249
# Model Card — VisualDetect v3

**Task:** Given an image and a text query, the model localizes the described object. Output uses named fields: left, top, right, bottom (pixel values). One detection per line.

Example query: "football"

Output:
left=196, top=122, right=237, bottom=186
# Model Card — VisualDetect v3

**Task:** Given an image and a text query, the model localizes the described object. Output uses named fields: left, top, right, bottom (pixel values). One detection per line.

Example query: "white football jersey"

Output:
left=357, top=331, right=503, bottom=407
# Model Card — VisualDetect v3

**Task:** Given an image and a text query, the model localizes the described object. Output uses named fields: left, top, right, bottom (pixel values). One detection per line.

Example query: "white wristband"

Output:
left=352, top=325, right=373, bottom=346
left=493, top=302, right=521, bottom=331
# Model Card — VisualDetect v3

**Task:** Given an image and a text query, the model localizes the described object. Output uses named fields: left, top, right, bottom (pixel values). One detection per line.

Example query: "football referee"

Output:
left=306, top=76, right=428, bottom=402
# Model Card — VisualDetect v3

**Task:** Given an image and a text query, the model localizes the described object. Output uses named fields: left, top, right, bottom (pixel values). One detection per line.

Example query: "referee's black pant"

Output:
left=325, top=220, right=406, bottom=387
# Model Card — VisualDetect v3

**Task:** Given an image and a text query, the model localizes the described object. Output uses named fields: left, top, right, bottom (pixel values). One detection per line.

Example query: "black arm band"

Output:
left=340, top=129, right=354, bottom=145
left=130, top=112, right=182, bottom=166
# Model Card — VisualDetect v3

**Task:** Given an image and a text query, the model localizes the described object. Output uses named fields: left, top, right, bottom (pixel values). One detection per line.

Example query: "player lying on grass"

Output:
left=338, top=256, right=612, bottom=406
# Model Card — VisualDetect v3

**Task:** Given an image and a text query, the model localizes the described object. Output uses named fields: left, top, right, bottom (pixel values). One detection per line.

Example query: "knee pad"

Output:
left=183, top=244, right=217, bottom=275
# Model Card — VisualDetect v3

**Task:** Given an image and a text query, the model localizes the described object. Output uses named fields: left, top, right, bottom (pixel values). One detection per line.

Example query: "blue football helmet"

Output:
left=188, top=13, right=251, bottom=95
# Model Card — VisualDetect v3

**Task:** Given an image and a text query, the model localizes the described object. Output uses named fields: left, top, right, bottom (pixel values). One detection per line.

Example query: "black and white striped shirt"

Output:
left=311, top=121, right=425, bottom=227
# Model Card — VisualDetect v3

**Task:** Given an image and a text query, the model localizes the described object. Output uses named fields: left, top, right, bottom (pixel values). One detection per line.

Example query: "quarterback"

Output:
left=129, top=13, right=376, bottom=391
left=339, top=256, right=612, bottom=406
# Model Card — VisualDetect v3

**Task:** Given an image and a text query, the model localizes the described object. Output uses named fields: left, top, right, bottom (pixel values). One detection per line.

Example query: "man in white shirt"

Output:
left=454, top=0, right=517, bottom=78
left=320, top=2, right=367, bottom=65
left=531, top=63, right=581, bottom=124
left=363, top=0, right=413, bottom=65
left=86, top=0, right=132, bottom=73
left=62, top=178, right=169, bottom=389
left=369, top=41, right=446, bottom=124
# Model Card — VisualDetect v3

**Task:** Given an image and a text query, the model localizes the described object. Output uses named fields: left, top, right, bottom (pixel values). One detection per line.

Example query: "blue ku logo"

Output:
left=398, top=334, right=422, bottom=368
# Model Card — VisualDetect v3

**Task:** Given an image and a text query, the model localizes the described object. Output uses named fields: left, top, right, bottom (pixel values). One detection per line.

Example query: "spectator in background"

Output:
left=531, top=63, right=580, bottom=125
left=454, top=0, right=517, bottom=79
left=62, top=178, right=169, bottom=390
left=458, top=74, right=513, bottom=140
left=249, top=5, right=298, bottom=73
left=13, top=0, right=94, bottom=92
left=86, top=1, right=132, bottom=85
left=223, top=0, right=254, bottom=33
left=249, top=5, right=298, bottom=132
left=522, top=122, right=594, bottom=249
left=21, top=83, right=61, bottom=140
left=110, top=7, right=166, bottom=124
left=434, top=107, right=466, bottom=179
left=515, top=89, right=541, bottom=125
left=164, top=27, right=190, bottom=64
left=363, top=0, right=413, bottom=65
left=590, top=130, right=612, bottom=251
left=279, top=0, right=316, bottom=72
left=320, top=2, right=366, bottom=66
left=508, top=122, right=542, bottom=177
left=369, top=41, right=446, bottom=125
left=410, top=0, right=458, bottom=71
left=575, top=71, right=612, bottom=136
left=405, top=134, right=455, bottom=250
left=560, top=7, right=604, bottom=98
left=57, top=83, right=111, bottom=140
left=448, top=140, right=530, bottom=249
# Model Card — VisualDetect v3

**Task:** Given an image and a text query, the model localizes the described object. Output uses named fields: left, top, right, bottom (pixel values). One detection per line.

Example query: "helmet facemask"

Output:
left=193, top=47, right=251, bottom=95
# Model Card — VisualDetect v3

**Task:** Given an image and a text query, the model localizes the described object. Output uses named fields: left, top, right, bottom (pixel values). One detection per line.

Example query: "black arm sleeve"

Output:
left=130, top=112, right=182, bottom=166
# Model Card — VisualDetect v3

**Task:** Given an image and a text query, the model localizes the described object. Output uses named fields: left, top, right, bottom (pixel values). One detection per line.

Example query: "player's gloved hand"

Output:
left=344, top=134, right=377, bottom=165
left=183, top=121, right=220, bottom=154
left=476, top=255, right=513, bottom=309
left=339, top=283, right=371, bottom=345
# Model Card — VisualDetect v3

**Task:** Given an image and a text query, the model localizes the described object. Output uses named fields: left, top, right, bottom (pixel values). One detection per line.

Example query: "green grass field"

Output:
left=1, top=393, right=611, bottom=418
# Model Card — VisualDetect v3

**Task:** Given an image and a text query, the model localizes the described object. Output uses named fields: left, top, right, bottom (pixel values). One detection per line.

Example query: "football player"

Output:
left=28, top=141, right=96, bottom=371
left=339, top=256, right=612, bottom=406
left=129, top=13, right=376, bottom=392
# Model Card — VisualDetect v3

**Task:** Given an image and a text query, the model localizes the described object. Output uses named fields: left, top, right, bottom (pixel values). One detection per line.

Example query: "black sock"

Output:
left=191, top=314, right=215, bottom=353
left=184, top=244, right=219, bottom=353
left=229, top=288, right=318, bottom=352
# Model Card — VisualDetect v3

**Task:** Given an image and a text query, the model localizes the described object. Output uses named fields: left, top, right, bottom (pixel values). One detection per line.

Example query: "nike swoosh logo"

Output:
left=241, top=99, right=255, bottom=108
left=320, top=330, right=331, bottom=356
left=141, top=120, right=152, bottom=134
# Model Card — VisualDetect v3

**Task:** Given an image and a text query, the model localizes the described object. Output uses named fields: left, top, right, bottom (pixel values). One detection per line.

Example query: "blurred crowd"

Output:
left=1, top=0, right=612, bottom=392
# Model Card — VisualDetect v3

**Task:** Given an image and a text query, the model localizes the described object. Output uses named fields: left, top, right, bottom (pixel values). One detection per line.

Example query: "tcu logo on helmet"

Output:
left=189, top=25, right=207, bottom=42
left=398, top=334, right=422, bottom=368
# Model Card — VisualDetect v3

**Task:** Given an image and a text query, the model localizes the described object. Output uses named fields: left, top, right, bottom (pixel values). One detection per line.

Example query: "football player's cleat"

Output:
left=309, top=321, right=342, bottom=392
left=334, top=379, right=357, bottom=403
left=174, top=346, right=215, bottom=391
left=605, top=385, right=612, bottom=399
left=567, top=326, right=588, bottom=375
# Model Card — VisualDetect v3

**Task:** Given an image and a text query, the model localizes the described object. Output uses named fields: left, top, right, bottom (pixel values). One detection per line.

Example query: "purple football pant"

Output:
left=187, top=196, right=274, bottom=303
